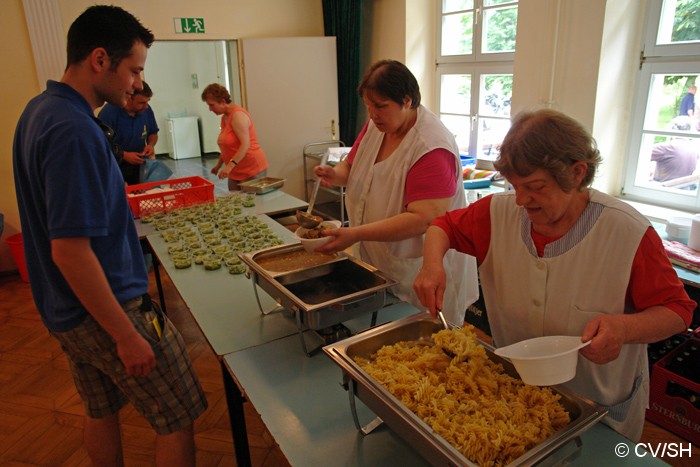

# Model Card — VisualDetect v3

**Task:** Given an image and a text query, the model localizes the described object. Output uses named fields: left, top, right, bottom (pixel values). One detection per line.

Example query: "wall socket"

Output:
left=191, top=73, right=199, bottom=89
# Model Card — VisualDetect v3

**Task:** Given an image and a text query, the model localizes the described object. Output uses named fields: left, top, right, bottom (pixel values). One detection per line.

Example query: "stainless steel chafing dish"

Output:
left=323, top=313, right=607, bottom=466
left=238, top=176, right=285, bottom=194
left=239, top=243, right=398, bottom=355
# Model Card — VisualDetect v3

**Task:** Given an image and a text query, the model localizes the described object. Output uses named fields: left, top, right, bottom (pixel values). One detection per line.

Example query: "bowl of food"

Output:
left=493, top=336, right=590, bottom=386
left=293, top=220, right=341, bottom=252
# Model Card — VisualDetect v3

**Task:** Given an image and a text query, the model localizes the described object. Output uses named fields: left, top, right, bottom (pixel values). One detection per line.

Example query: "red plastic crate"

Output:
left=126, top=176, right=215, bottom=218
left=646, top=330, right=700, bottom=445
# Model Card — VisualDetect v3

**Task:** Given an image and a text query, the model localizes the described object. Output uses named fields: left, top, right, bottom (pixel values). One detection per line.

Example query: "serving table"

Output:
left=145, top=190, right=409, bottom=465
left=144, top=190, right=670, bottom=466
left=224, top=325, right=667, bottom=466
left=136, top=189, right=308, bottom=314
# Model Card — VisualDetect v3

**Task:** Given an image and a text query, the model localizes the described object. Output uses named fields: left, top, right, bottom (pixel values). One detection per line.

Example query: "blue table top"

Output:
left=652, top=221, right=700, bottom=287
left=225, top=303, right=668, bottom=466
left=147, top=213, right=301, bottom=357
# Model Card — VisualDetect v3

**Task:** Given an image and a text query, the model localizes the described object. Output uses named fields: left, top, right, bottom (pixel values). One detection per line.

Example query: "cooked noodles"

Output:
left=354, top=325, right=570, bottom=466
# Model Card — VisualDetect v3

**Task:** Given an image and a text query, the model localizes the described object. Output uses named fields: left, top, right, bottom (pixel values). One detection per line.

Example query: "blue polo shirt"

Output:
left=98, top=103, right=159, bottom=152
left=12, top=80, right=148, bottom=332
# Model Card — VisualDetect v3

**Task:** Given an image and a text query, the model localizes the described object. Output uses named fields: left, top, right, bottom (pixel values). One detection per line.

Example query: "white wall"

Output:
left=406, top=0, right=436, bottom=112
left=512, top=0, right=644, bottom=196
left=593, top=0, right=646, bottom=195
left=56, top=0, right=324, bottom=40
left=146, top=41, right=228, bottom=155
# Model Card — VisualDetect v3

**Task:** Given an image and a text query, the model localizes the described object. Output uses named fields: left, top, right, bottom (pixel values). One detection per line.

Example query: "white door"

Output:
left=240, top=37, right=339, bottom=199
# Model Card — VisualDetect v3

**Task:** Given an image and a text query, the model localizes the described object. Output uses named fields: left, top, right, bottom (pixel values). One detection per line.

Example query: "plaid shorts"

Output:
left=51, top=296, right=208, bottom=435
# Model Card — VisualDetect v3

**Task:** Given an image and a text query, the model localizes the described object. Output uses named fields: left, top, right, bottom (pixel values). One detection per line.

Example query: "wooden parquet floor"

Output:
left=0, top=270, right=290, bottom=466
left=1, top=267, right=698, bottom=466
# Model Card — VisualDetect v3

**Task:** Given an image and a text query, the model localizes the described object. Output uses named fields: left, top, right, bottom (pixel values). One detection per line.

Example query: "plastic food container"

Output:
left=493, top=336, right=590, bottom=386
left=666, top=216, right=692, bottom=244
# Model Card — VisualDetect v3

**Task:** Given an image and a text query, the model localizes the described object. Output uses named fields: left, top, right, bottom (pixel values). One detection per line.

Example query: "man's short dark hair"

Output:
left=134, top=81, right=153, bottom=98
left=66, top=5, right=154, bottom=69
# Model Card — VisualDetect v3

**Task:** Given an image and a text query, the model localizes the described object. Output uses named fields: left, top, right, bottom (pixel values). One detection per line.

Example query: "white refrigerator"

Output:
left=167, top=116, right=201, bottom=159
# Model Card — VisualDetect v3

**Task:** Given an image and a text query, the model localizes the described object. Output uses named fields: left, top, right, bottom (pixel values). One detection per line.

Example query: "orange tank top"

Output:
left=217, top=105, right=269, bottom=180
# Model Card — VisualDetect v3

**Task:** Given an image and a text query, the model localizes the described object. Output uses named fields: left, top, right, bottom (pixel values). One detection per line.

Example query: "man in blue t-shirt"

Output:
left=680, top=85, right=696, bottom=118
left=12, top=6, right=205, bottom=465
left=98, top=81, right=159, bottom=184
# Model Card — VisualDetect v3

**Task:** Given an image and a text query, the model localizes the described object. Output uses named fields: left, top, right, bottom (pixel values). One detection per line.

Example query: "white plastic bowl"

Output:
left=493, top=336, right=590, bottom=386
left=293, top=220, right=341, bottom=252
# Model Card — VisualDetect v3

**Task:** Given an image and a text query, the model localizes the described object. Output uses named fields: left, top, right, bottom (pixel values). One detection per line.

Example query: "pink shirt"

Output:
left=348, top=122, right=458, bottom=206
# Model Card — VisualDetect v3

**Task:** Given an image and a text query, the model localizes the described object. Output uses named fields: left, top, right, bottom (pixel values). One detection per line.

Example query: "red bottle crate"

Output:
left=645, top=330, right=700, bottom=445
left=126, top=176, right=215, bottom=218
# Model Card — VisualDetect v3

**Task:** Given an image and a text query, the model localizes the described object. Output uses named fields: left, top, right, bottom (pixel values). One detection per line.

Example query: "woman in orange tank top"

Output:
left=201, top=83, right=269, bottom=190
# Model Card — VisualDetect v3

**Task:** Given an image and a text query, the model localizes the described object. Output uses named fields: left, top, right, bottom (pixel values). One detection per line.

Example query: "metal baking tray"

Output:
left=240, top=243, right=398, bottom=329
left=239, top=177, right=285, bottom=194
left=323, top=313, right=607, bottom=466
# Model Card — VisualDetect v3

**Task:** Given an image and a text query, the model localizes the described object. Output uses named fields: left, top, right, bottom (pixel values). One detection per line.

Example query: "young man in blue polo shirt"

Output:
left=99, top=81, right=160, bottom=185
left=12, top=6, right=206, bottom=466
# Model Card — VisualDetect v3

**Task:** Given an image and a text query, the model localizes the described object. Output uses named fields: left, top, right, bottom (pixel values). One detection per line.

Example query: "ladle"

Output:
left=437, top=309, right=450, bottom=330
left=296, top=153, right=329, bottom=229
left=418, top=309, right=462, bottom=360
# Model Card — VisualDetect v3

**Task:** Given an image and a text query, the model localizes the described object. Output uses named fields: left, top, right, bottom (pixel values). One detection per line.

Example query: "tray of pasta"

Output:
left=323, top=313, right=607, bottom=466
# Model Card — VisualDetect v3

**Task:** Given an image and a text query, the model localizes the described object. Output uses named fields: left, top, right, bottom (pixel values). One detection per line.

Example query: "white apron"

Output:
left=345, top=106, right=479, bottom=326
left=480, top=189, right=651, bottom=441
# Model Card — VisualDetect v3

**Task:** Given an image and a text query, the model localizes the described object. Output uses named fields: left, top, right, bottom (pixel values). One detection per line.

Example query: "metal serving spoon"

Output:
left=296, top=153, right=329, bottom=229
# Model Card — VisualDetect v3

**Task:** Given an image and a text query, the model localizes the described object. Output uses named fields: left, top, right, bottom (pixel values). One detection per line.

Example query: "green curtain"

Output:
left=322, top=0, right=362, bottom=145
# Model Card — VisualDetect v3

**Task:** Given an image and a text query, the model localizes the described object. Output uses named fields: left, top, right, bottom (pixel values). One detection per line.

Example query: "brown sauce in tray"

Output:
left=254, top=249, right=337, bottom=272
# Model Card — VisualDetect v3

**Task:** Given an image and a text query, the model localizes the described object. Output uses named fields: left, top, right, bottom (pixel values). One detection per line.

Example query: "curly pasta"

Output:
left=354, top=325, right=570, bottom=467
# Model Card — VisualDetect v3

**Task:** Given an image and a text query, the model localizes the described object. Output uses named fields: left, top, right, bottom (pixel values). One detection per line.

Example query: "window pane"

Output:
left=657, top=0, right=700, bottom=45
left=479, top=74, right=512, bottom=117
left=484, top=0, right=517, bottom=6
left=442, top=12, right=474, bottom=56
left=477, top=117, right=510, bottom=159
left=444, top=0, right=473, bottom=13
left=441, top=74, right=471, bottom=114
left=441, top=114, right=472, bottom=156
left=643, top=74, right=698, bottom=131
left=634, top=133, right=700, bottom=195
left=483, top=6, right=518, bottom=53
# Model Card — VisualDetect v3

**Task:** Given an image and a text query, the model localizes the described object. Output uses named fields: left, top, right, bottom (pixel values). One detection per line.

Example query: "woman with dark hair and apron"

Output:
left=314, top=60, right=479, bottom=326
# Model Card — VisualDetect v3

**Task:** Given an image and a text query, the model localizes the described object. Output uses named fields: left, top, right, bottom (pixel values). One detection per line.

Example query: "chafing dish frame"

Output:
left=240, top=243, right=398, bottom=356
left=323, top=313, right=608, bottom=466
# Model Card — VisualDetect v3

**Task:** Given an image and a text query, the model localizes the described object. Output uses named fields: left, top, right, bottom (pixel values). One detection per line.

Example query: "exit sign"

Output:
left=174, top=17, right=205, bottom=34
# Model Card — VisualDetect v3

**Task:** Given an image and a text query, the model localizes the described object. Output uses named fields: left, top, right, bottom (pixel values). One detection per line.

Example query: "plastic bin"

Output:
left=6, top=233, right=29, bottom=283
left=125, top=176, right=215, bottom=218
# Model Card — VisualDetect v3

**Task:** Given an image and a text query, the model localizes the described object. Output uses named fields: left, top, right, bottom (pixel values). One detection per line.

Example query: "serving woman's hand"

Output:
left=579, top=306, right=687, bottom=365
left=413, top=263, right=447, bottom=317
left=413, top=225, right=453, bottom=317
left=314, top=226, right=358, bottom=254
left=314, top=164, right=337, bottom=187
left=579, top=315, right=627, bottom=364
left=218, top=164, right=232, bottom=179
